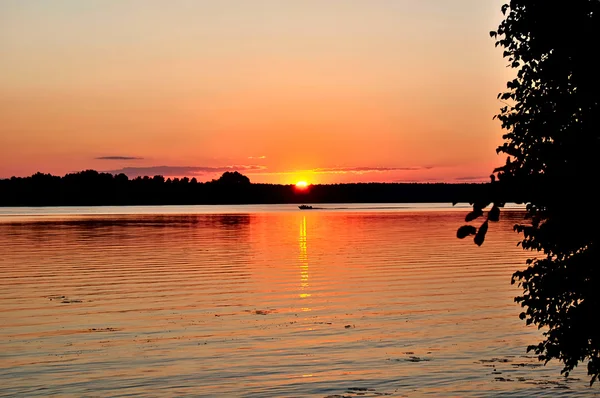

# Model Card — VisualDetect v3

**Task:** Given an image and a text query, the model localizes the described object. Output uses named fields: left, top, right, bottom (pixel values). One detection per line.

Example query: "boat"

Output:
left=298, top=205, right=313, bottom=210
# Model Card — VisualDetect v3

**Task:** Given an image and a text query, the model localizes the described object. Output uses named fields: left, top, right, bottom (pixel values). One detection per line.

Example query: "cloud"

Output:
left=244, top=165, right=434, bottom=176
left=106, top=165, right=265, bottom=178
left=312, top=166, right=433, bottom=174
left=96, top=156, right=144, bottom=160
left=454, top=175, right=489, bottom=181
left=394, top=177, right=443, bottom=183
left=248, top=155, right=266, bottom=159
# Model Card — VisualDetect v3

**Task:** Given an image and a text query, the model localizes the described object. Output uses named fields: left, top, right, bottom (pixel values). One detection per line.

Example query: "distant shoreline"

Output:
left=0, top=170, right=500, bottom=207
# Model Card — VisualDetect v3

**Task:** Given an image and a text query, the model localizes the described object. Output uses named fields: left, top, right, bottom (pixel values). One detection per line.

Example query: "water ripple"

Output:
left=0, top=207, right=597, bottom=397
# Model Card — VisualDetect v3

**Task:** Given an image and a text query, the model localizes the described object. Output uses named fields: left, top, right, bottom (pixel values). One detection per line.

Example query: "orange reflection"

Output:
left=299, top=216, right=311, bottom=300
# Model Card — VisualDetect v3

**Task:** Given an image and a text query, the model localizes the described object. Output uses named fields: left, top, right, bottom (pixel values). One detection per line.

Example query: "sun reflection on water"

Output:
left=299, top=216, right=311, bottom=300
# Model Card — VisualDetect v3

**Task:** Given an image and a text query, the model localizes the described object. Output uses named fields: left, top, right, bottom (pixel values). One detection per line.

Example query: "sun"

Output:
left=295, top=181, right=309, bottom=189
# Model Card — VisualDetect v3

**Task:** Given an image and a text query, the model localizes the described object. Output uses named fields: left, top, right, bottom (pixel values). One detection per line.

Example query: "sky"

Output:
left=0, top=0, right=512, bottom=184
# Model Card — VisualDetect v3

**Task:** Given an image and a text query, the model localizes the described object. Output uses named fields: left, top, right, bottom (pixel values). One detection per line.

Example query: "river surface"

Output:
left=0, top=204, right=598, bottom=397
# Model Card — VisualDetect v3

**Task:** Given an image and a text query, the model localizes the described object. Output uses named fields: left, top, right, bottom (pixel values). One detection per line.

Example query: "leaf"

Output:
left=465, top=209, right=483, bottom=222
left=473, top=201, right=491, bottom=211
left=457, top=225, right=477, bottom=239
left=474, top=220, right=489, bottom=246
left=488, top=205, right=500, bottom=222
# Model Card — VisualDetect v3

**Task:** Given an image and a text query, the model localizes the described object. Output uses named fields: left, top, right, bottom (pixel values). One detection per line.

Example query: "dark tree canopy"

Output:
left=213, top=171, right=251, bottom=185
left=0, top=169, right=489, bottom=206
left=458, top=1, right=600, bottom=385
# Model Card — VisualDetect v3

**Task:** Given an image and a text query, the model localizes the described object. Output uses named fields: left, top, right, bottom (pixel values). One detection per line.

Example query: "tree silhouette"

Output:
left=458, top=1, right=600, bottom=385
left=1, top=170, right=487, bottom=206
left=213, top=171, right=251, bottom=185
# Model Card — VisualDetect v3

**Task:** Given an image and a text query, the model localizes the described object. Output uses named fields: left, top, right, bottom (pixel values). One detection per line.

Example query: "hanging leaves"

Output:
left=487, top=205, right=501, bottom=222
left=457, top=225, right=477, bottom=239
left=465, top=209, right=484, bottom=222
left=473, top=220, right=489, bottom=246
left=456, top=0, right=600, bottom=386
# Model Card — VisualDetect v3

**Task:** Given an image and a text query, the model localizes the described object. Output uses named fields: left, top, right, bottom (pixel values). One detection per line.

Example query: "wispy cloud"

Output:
left=248, top=155, right=266, bottom=160
left=106, top=165, right=265, bottom=178
left=107, top=164, right=434, bottom=179
left=245, top=165, right=434, bottom=176
left=454, top=175, right=489, bottom=181
left=312, top=166, right=433, bottom=174
left=96, top=156, right=144, bottom=160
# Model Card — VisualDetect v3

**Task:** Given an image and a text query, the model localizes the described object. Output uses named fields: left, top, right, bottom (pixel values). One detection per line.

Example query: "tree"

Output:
left=458, top=1, right=600, bottom=385
left=214, top=171, right=251, bottom=185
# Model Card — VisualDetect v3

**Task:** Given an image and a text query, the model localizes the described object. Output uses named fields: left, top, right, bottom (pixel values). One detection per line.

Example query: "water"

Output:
left=0, top=204, right=597, bottom=397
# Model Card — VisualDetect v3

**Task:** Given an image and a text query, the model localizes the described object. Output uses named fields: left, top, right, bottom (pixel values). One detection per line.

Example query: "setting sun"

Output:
left=295, top=181, right=309, bottom=189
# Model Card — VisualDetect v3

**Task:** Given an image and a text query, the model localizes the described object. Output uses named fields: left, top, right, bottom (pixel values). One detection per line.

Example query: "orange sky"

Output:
left=0, top=0, right=512, bottom=184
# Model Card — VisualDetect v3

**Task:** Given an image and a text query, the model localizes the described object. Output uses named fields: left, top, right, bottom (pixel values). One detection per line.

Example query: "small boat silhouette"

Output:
left=298, top=205, right=313, bottom=210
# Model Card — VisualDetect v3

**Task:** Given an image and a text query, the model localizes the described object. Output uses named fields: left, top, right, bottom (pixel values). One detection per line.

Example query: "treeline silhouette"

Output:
left=0, top=170, right=495, bottom=206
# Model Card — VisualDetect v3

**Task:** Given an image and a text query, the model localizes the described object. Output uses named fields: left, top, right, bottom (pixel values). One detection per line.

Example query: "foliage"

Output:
left=458, top=0, right=600, bottom=385
left=213, top=171, right=251, bottom=185
left=0, top=170, right=489, bottom=206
